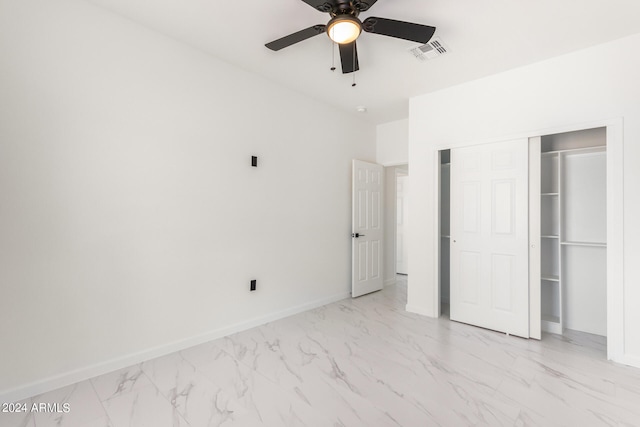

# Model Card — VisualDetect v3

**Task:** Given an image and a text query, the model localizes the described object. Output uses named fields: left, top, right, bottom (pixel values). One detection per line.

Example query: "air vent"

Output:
left=410, top=37, right=449, bottom=61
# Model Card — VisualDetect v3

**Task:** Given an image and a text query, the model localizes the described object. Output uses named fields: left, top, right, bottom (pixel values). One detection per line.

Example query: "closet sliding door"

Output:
left=450, top=139, right=530, bottom=338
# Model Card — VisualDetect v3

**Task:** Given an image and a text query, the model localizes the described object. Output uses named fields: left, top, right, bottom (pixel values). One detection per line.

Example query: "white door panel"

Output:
left=450, top=139, right=530, bottom=337
left=460, top=251, right=480, bottom=304
left=352, top=160, right=384, bottom=297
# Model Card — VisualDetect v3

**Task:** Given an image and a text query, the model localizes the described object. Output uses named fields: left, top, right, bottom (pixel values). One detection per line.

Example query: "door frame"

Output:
left=432, top=118, right=624, bottom=361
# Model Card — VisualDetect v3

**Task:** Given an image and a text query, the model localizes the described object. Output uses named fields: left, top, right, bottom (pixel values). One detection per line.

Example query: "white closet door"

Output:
left=450, top=139, right=530, bottom=337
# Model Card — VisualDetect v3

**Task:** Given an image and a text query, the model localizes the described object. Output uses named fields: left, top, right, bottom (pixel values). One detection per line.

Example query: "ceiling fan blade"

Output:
left=362, top=17, right=436, bottom=44
left=299, top=0, right=336, bottom=13
left=265, top=25, right=326, bottom=51
left=339, top=41, right=359, bottom=74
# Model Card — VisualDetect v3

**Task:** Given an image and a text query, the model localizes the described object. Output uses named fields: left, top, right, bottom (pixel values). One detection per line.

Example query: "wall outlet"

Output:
left=250, top=280, right=256, bottom=291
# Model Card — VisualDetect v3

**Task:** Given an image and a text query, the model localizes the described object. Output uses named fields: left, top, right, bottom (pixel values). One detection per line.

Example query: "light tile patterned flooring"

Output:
left=3, top=277, right=640, bottom=426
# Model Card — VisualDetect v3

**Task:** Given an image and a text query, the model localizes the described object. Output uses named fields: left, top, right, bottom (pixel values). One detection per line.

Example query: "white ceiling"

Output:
left=87, top=0, right=640, bottom=124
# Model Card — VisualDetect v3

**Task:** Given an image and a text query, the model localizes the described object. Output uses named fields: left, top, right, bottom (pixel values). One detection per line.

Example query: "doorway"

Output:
left=383, top=165, right=408, bottom=287
left=439, top=150, right=450, bottom=317
left=396, top=170, right=409, bottom=275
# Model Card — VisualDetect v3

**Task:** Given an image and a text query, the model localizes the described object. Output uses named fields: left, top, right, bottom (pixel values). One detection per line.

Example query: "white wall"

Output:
left=376, top=119, right=408, bottom=166
left=408, top=33, right=640, bottom=366
left=0, top=0, right=375, bottom=400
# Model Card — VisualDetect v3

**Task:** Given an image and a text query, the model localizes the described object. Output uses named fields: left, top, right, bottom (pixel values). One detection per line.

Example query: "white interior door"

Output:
left=450, top=139, right=530, bottom=337
left=352, top=160, right=383, bottom=297
left=396, top=174, right=409, bottom=275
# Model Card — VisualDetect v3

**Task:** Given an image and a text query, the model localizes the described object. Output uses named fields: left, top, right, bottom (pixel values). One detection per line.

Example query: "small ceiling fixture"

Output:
left=327, top=15, right=362, bottom=44
left=356, top=106, right=367, bottom=112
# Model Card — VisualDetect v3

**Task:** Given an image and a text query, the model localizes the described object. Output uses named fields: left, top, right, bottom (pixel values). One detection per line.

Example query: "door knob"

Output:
left=352, top=233, right=366, bottom=238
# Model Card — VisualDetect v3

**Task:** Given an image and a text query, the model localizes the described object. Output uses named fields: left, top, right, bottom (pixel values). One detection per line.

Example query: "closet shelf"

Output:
left=541, top=193, right=559, bottom=196
left=542, top=275, right=560, bottom=282
left=542, top=145, right=606, bottom=155
left=441, top=235, right=450, bottom=239
left=561, top=241, right=607, bottom=248
left=542, top=235, right=559, bottom=239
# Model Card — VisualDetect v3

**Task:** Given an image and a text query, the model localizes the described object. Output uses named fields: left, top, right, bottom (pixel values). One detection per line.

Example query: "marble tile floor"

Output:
left=3, top=277, right=640, bottom=427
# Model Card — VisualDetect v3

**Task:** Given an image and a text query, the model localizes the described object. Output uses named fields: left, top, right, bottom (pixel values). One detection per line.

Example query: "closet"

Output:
left=439, top=127, right=607, bottom=338
left=539, top=127, right=607, bottom=336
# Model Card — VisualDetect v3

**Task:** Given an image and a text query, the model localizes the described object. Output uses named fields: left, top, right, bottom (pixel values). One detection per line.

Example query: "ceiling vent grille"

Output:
left=410, top=37, right=449, bottom=61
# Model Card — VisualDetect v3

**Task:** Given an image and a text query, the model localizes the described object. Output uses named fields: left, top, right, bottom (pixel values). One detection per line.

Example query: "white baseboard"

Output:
left=384, top=278, right=396, bottom=287
left=405, top=304, right=435, bottom=317
left=615, top=353, right=640, bottom=370
left=0, top=291, right=350, bottom=403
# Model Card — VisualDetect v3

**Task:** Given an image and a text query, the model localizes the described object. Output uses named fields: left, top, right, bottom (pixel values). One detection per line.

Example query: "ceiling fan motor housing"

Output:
left=352, top=0, right=373, bottom=12
left=318, top=0, right=373, bottom=15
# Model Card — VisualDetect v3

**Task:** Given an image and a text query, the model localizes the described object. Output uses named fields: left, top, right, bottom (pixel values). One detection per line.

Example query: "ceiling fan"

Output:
left=265, top=0, right=436, bottom=74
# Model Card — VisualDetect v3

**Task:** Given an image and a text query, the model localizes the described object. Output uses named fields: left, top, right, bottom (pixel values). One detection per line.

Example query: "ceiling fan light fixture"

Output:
left=327, top=15, right=362, bottom=44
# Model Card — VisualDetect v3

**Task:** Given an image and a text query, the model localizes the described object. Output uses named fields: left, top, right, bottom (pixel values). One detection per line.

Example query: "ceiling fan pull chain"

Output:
left=330, top=41, right=336, bottom=71
left=352, top=47, right=357, bottom=87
